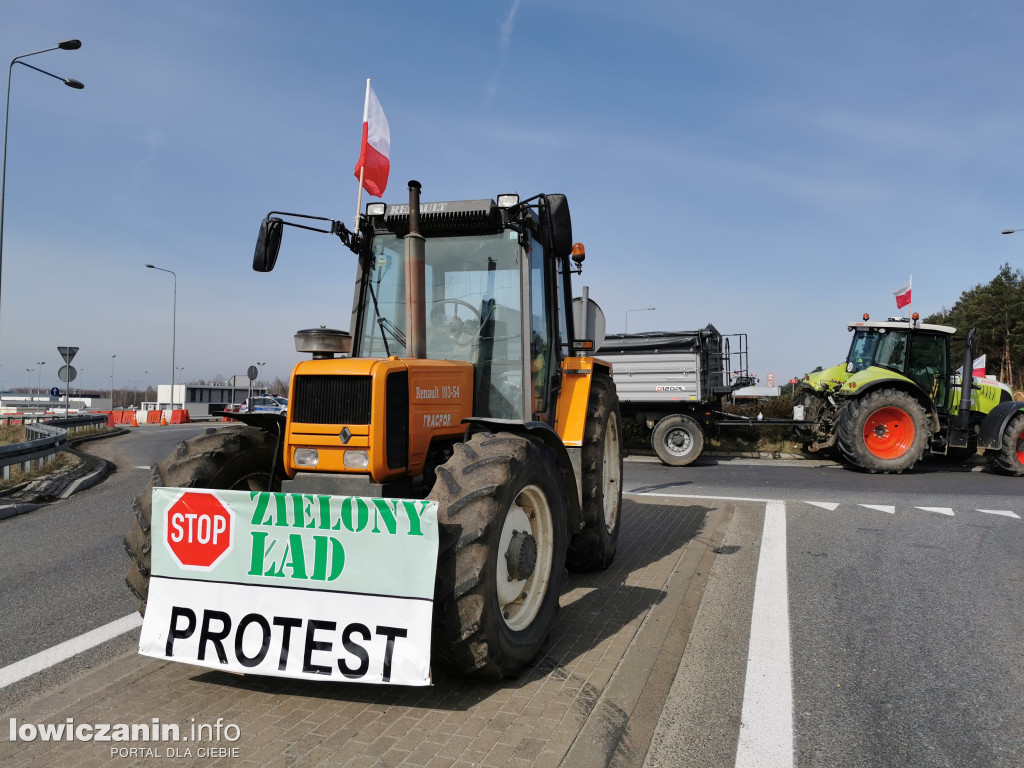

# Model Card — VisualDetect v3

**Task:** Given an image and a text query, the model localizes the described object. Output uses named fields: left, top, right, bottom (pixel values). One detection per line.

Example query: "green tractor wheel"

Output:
left=837, top=389, right=930, bottom=474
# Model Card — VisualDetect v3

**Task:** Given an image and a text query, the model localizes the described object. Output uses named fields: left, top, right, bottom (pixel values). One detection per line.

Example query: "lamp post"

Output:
left=25, top=367, right=32, bottom=395
left=1, top=40, right=83, bottom=345
left=36, top=360, right=45, bottom=395
left=145, top=264, right=176, bottom=410
left=110, top=354, right=116, bottom=410
left=256, top=360, right=266, bottom=390
left=1001, top=228, right=1023, bottom=235
left=625, top=306, right=656, bottom=334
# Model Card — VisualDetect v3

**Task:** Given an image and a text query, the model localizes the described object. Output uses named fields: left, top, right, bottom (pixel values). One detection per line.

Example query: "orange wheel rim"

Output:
left=863, top=406, right=915, bottom=460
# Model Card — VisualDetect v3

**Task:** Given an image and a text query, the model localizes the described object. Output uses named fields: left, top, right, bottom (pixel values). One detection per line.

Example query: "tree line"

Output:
left=925, top=263, right=1023, bottom=391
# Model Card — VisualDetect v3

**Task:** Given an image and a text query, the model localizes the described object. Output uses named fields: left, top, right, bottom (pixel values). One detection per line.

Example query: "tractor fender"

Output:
left=977, top=401, right=1024, bottom=451
left=842, top=378, right=942, bottom=433
left=462, top=417, right=583, bottom=535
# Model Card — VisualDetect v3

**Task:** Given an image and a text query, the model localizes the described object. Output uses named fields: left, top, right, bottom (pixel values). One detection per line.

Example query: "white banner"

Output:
left=139, top=489, right=439, bottom=686
left=140, top=576, right=433, bottom=685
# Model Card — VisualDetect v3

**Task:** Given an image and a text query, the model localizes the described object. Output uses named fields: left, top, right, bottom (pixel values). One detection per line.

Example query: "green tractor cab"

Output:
left=796, top=316, right=1022, bottom=474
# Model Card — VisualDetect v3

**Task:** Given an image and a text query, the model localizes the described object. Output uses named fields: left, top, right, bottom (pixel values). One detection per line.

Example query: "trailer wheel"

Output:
left=652, top=414, right=704, bottom=466
left=429, top=432, right=567, bottom=680
left=836, top=389, right=929, bottom=473
left=123, top=425, right=281, bottom=612
left=988, top=412, right=1024, bottom=476
left=567, top=372, right=622, bottom=571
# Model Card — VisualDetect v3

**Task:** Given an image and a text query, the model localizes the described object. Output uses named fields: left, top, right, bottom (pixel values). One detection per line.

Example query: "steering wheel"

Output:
left=431, top=299, right=486, bottom=348
left=431, top=298, right=482, bottom=323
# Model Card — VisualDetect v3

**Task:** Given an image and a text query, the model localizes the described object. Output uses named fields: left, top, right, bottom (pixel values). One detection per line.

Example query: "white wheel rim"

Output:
left=603, top=412, right=621, bottom=533
left=496, top=484, right=554, bottom=632
left=665, top=426, right=692, bottom=456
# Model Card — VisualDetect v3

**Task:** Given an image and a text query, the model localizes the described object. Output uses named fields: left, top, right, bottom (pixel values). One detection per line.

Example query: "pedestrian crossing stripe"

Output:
left=800, top=502, right=1020, bottom=520
left=859, top=504, right=895, bottom=514
left=915, top=507, right=954, bottom=516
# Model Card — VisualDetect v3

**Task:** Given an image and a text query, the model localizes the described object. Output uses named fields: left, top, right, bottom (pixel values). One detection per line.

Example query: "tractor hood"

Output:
left=805, top=362, right=850, bottom=392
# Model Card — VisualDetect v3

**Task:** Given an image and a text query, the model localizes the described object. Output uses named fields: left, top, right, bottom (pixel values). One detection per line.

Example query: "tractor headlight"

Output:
left=343, top=450, right=369, bottom=469
left=366, top=202, right=386, bottom=217
left=294, top=448, right=319, bottom=467
left=497, top=194, right=519, bottom=208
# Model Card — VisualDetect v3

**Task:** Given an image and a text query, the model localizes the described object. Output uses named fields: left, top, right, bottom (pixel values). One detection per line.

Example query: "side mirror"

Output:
left=544, top=194, right=573, bottom=260
left=253, top=216, right=283, bottom=272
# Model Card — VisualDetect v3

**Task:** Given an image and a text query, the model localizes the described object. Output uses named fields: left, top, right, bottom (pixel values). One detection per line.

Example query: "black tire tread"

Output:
left=428, top=432, right=567, bottom=680
left=836, top=389, right=929, bottom=474
left=566, top=373, right=622, bottom=571
left=988, top=412, right=1024, bottom=476
left=123, top=425, right=280, bottom=612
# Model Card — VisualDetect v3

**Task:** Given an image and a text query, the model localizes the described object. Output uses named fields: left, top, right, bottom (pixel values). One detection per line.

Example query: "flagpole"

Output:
left=909, top=274, right=917, bottom=325
left=354, top=79, right=371, bottom=231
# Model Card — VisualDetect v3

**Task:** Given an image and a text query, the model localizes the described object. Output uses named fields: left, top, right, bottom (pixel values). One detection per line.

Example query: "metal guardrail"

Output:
left=1, top=414, right=109, bottom=481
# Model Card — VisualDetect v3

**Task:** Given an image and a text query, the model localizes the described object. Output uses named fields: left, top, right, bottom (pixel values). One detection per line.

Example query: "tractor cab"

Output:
left=841, top=318, right=956, bottom=410
left=352, top=194, right=578, bottom=425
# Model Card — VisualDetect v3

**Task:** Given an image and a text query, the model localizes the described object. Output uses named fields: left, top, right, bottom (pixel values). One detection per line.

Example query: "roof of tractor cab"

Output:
left=847, top=320, right=957, bottom=335
left=370, top=198, right=504, bottom=237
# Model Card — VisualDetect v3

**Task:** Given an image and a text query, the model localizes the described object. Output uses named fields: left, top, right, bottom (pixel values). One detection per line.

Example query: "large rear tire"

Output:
left=836, top=389, right=929, bottom=473
left=652, top=414, right=704, bottom=466
left=566, top=372, right=622, bottom=572
left=428, top=432, right=567, bottom=680
left=123, top=425, right=281, bottom=611
left=988, top=412, right=1024, bottom=476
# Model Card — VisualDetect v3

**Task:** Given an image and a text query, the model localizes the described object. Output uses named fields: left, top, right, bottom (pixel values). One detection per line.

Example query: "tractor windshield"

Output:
left=846, top=329, right=909, bottom=374
left=846, top=330, right=879, bottom=373
left=356, top=231, right=526, bottom=419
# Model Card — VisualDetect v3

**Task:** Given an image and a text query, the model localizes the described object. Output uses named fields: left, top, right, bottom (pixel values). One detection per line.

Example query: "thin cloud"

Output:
left=486, top=0, right=522, bottom=102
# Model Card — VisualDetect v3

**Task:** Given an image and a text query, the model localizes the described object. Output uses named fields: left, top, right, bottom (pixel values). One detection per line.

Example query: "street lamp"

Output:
left=110, top=354, right=116, bottom=410
left=25, top=367, right=32, bottom=395
left=1001, top=228, right=1023, bottom=235
left=36, top=360, right=45, bottom=395
left=0, top=40, right=83, bottom=346
left=625, top=306, right=656, bottom=334
left=145, top=264, right=177, bottom=410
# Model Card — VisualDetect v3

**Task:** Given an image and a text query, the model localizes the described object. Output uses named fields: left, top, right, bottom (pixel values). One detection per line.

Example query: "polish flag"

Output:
left=972, top=354, right=987, bottom=378
left=353, top=81, right=390, bottom=198
left=892, top=277, right=912, bottom=310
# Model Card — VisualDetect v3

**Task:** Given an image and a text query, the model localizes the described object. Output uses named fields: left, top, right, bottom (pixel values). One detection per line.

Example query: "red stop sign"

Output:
left=165, top=492, right=234, bottom=568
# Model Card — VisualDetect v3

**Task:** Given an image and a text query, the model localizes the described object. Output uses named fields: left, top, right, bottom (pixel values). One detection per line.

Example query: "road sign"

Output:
left=50, top=387, right=60, bottom=397
left=58, top=365, right=77, bottom=383
left=247, top=365, right=259, bottom=381
left=766, top=372, right=776, bottom=386
left=57, top=346, right=79, bottom=364
left=165, top=492, right=234, bottom=569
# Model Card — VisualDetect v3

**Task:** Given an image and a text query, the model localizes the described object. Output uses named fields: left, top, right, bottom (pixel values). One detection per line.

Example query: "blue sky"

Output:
left=2, top=1, right=1023, bottom=394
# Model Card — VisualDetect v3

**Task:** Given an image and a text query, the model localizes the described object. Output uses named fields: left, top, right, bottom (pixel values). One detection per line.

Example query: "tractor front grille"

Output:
left=292, top=375, right=372, bottom=425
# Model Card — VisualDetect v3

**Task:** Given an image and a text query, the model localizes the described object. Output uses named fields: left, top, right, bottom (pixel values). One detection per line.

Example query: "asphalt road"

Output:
left=0, top=424, right=216, bottom=713
left=627, top=455, right=1023, bottom=768
left=1, top=434, right=1021, bottom=766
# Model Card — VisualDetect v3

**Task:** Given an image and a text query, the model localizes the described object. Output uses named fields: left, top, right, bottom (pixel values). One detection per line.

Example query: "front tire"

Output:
left=652, top=414, right=704, bottom=466
left=836, top=389, right=929, bottom=473
left=988, top=412, right=1024, bottom=476
left=566, top=373, right=622, bottom=572
left=123, top=425, right=281, bottom=611
left=428, top=432, right=567, bottom=680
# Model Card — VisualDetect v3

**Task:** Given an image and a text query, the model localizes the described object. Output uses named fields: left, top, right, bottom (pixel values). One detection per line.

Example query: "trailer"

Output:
left=597, top=327, right=755, bottom=465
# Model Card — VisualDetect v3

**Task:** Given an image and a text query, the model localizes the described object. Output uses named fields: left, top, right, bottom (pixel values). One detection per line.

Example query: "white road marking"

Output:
left=627, top=491, right=772, bottom=503
left=735, top=500, right=793, bottom=768
left=978, top=509, right=1021, bottom=519
left=859, top=504, right=895, bottom=514
left=0, top=613, right=142, bottom=690
left=915, top=506, right=955, bottom=516
left=805, top=501, right=840, bottom=511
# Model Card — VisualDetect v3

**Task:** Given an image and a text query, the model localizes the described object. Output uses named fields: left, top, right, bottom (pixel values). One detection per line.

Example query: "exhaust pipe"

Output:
left=405, top=180, right=427, bottom=359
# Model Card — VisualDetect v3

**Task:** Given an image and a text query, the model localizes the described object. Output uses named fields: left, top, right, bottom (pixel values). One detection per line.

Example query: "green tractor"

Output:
left=795, top=315, right=1024, bottom=475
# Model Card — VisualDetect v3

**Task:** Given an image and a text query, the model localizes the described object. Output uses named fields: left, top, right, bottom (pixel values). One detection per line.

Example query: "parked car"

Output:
left=238, top=396, right=287, bottom=414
